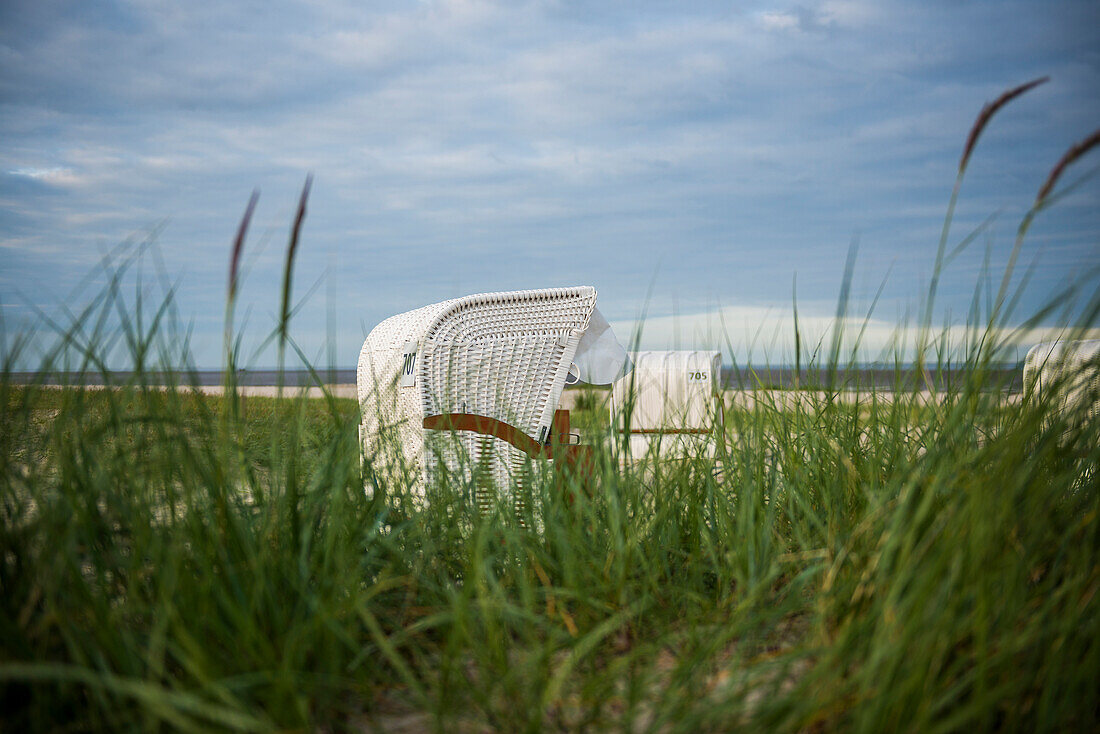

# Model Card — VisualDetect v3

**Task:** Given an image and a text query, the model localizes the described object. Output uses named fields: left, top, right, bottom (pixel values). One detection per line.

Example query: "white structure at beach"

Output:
left=357, top=286, right=630, bottom=508
left=1024, top=339, right=1100, bottom=430
left=610, top=350, right=724, bottom=458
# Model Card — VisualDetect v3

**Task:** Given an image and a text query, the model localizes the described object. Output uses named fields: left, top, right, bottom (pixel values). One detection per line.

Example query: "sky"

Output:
left=2, top=0, right=1098, bottom=370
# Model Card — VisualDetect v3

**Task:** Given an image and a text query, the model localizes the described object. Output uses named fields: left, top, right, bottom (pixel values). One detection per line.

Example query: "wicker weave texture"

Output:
left=358, top=287, right=597, bottom=501
left=1024, top=340, right=1100, bottom=427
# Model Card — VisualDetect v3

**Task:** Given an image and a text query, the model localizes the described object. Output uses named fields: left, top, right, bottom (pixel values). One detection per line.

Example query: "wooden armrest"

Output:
left=423, top=411, right=593, bottom=478
left=423, top=413, right=552, bottom=458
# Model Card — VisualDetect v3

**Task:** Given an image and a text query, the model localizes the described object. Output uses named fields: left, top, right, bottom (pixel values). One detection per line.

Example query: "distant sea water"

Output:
left=11, top=365, right=1025, bottom=392
left=9, top=369, right=359, bottom=388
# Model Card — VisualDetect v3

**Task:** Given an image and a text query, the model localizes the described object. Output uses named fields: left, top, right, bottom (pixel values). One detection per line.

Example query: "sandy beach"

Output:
left=42, top=383, right=1022, bottom=408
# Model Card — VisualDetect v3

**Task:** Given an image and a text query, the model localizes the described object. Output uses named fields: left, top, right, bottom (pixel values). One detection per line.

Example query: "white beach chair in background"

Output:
left=1024, top=339, right=1100, bottom=438
left=610, top=350, right=725, bottom=459
left=357, top=286, right=630, bottom=512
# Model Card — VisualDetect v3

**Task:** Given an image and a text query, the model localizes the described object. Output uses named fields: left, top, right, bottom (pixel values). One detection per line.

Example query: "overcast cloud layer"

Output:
left=2, top=0, right=1098, bottom=368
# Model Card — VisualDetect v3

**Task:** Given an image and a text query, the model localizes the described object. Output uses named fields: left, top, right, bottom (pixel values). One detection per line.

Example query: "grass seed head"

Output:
left=229, top=189, right=259, bottom=301
left=1036, top=127, right=1100, bottom=205
left=960, top=76, right=1049, bottom=173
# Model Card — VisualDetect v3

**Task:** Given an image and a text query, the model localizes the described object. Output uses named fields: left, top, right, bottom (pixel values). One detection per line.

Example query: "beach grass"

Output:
left=3, top=336, right=1097, bottom=732
left=2, top=86, right=1099, bottom=732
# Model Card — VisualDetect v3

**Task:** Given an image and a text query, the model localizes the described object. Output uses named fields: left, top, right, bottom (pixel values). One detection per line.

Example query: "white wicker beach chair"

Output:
left=1024, top=339, right=1100, bottom=434
left=610, top=351, right=724, bottom=458
left=357, top=286, right=629, bottom=510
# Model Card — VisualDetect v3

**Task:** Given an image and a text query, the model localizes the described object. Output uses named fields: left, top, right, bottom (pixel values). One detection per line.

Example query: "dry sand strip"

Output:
left=194, top=384, right=360, bottom=400
left=41, top=383, right=360, bottom=400
left=560, top=388, right=1021, bottom=411
left=722, top=388, right=1022, bottom=410
left=41, top=384, right=1020, bottom=407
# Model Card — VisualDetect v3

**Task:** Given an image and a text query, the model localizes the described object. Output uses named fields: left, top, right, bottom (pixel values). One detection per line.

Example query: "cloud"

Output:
left=818, top=0, right=880, bottom=28
left=756, top=11, right=800, bottom=32
left=1, top=0, right=1098, bottom=368
left=7, top=166, right=83, bottom=186
left=612, top=303, right=1100, bottom=364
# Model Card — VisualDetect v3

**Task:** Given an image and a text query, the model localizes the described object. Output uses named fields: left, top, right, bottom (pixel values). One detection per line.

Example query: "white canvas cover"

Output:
left=572, top=307, right=632, bottom=384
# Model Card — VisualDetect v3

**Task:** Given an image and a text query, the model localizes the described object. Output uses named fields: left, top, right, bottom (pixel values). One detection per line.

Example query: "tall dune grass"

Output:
left=2, top=88, right=1099, bottom=731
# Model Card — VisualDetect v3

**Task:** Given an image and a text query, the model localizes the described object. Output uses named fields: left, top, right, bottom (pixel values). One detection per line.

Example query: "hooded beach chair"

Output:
left=1024, top=339, right=1100, bottom=439
left=357, top=286, right=630, bottom=511
left=610, top=351, right=725, bottom=459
